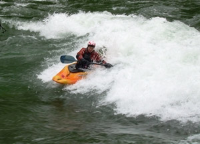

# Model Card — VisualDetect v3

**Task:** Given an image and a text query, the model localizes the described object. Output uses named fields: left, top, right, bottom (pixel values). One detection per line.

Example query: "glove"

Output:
left=104, top=63, right=113, bottom=68
left=81, top=58, right=90, bottom=68
left=81, top=58, right=87, bottom=63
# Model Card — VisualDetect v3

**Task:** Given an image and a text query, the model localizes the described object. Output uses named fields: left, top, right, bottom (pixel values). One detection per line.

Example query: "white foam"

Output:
left=37, top=63, right=65, bottom=83
left=34, top=12, right=200, bottom=122
left=179, top=134, right=200, bottom=144
left=14, top=2, right=29, bottom=7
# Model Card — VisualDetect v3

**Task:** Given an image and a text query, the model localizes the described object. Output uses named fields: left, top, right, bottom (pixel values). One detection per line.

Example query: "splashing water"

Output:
left=24, top=12, right=200, bottom=123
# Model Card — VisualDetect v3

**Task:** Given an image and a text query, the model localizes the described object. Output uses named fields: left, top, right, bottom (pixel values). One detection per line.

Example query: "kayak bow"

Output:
left=52, top=62, right=88, bottom=84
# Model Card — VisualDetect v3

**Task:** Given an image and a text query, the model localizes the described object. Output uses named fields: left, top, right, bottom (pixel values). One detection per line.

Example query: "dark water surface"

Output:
left=1, top=0, right=200, bottom=143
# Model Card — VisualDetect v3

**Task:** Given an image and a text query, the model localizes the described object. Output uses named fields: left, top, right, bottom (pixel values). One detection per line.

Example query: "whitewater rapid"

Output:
left=15, top=11, right=200, bottom=123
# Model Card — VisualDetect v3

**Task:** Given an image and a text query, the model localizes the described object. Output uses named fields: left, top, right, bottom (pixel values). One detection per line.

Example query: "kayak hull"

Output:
left=52, top=63, right=88, bottom=84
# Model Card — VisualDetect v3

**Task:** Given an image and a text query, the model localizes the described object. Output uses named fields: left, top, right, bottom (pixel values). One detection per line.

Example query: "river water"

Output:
left=1, top=0, right=200, bottom=143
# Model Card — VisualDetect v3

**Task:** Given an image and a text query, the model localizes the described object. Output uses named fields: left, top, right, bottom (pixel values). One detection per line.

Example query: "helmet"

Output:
left=88, top=41, right=96, bottom=47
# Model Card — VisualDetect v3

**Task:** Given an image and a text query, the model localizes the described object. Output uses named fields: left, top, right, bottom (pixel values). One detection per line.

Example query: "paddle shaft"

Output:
left=60, top=55, right=104, bottom=65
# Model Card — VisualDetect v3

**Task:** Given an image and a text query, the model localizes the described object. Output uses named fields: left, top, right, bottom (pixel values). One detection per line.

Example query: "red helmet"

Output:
left=88, top=41, right=96, bottom=47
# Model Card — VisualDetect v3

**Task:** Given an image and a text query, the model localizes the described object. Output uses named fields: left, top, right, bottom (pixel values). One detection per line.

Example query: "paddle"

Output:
left=60, top=55, right=76, bottom=63
left=60, top=55, right=112, bottom=68
left=60, top=55, right=103, bottom=65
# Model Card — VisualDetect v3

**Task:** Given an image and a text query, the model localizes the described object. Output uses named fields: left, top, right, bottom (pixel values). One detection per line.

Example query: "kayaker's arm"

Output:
left=92, top=52, right=113, bottom=68
left=76, top=48, right=86, bottom=61
left=92, top=51, right=106, bottom=64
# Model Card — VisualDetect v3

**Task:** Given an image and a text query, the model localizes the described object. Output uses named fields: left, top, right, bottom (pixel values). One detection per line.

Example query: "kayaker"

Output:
left=76, top=41, right=113, bottom=69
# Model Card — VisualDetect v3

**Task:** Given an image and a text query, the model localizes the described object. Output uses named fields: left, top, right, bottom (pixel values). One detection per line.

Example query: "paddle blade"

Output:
left=60, top=55, right=76, bottom=63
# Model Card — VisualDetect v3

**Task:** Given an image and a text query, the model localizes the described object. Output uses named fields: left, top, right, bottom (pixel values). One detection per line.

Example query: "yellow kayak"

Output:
left=52, top=62, right=88, bottom=84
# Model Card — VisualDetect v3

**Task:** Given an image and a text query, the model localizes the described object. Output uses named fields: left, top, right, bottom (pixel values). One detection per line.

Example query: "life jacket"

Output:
left=82, top=50, right=92, bottom=62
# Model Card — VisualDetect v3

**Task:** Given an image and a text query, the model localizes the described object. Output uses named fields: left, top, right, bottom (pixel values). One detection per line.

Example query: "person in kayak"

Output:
left=76, top=41, right=113, bottom=69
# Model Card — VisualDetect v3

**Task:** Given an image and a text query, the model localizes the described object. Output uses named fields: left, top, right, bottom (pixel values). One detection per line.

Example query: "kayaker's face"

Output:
left=88, top=46, right=95, bottom=53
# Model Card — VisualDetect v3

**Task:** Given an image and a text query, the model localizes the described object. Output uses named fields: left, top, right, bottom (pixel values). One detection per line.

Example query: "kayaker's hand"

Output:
left=104, top=63, right=113, bottom=68
left=81, top=58, right=90, bottom=68
left=85, top=61, right=90, bottom=68
left=81, top=58, right=88, bottom=63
